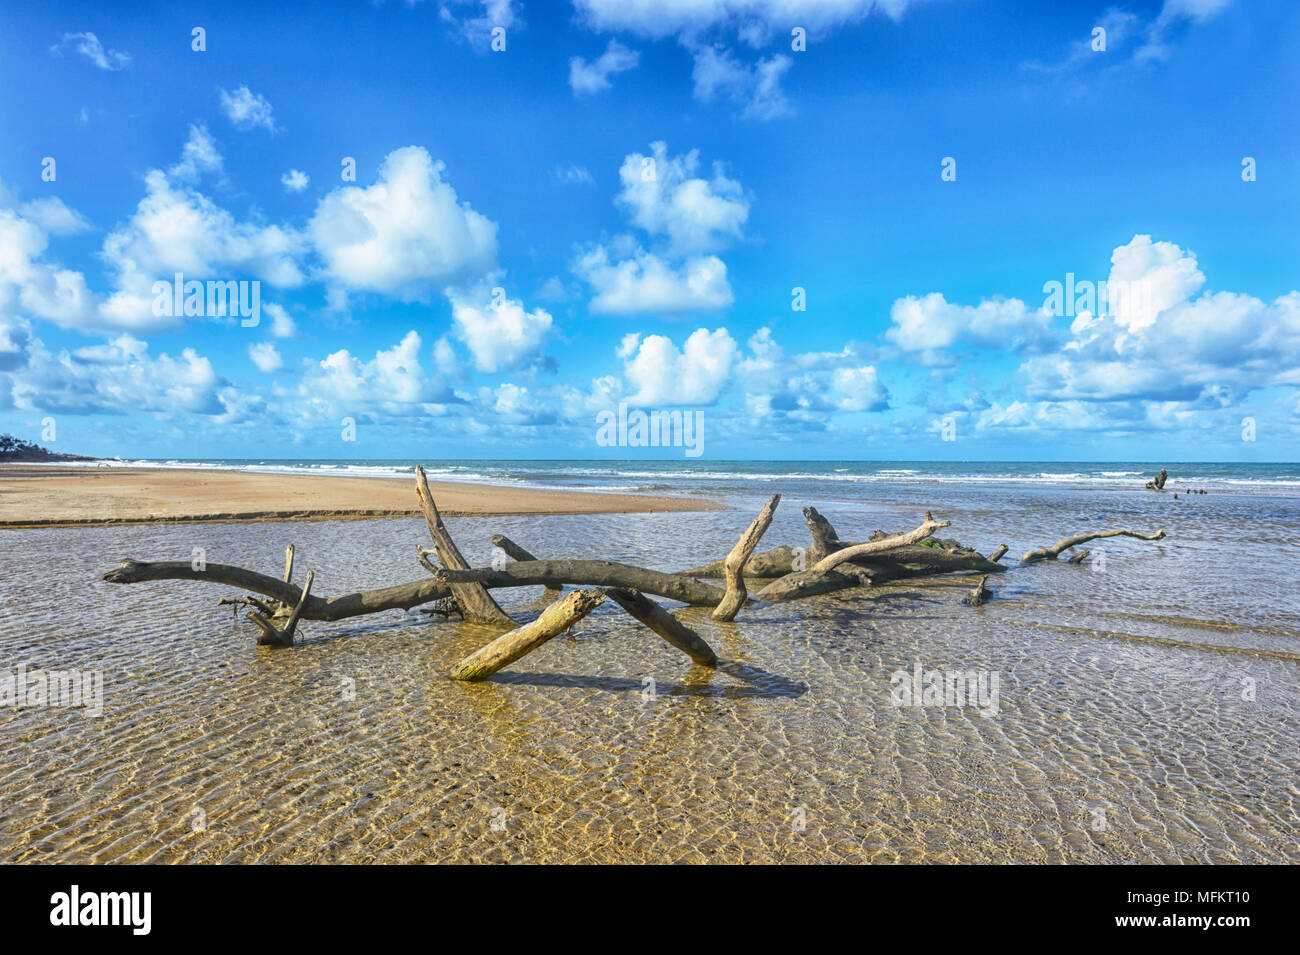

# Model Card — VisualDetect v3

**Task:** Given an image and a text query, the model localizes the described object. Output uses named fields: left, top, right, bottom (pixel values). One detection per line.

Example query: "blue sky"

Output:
left=1, top=0, right=1297, bottom=461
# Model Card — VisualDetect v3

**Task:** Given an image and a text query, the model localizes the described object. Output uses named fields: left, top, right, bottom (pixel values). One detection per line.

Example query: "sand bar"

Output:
left=0, top=465, right=718, bottom=527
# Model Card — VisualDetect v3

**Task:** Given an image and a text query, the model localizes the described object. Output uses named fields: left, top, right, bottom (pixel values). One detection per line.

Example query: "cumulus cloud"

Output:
left=738, top=327, right=889, bottom=424
left=99, top=157, right=306, bottom=330
left=281, top=169, right=310, bottom=192
left=309, top=146, right=497, bottom=301
left=692, top=46, right=792, bottom=120
left=570, top=39, right=640, bottom=95
left=577, top=246, right=732, bottom=314
left=886, top=293, right=1058, bottom=365
left=219, top=85, right=277, bottom=132
left=9, top=335, right=222, bottom=415
left=167, top=124, right=223, bottom=183
left=617, top=141, right=748, bottom=255
left=247, top=341, right=284, bottom=373
left=50, top=32, right=131, bottom=70
left=449, top=290, right=553, bottom=373
left=297, top=331, right=450, bottom=417
left=264, top=302, right=297, bottom=338
left=0, top=206, right=97, bottom=333
left=622, top=327, right=736, bottom=405
left=1019, top=235, right=1300, bottom=404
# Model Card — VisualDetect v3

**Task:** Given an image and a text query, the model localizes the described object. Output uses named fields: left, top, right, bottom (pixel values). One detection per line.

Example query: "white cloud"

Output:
left=449, top=291, right=553, bottom=373
left=264, top=302, right=297, bottom=338
left=440, top=0, right=519, bottom=47
left=309, top=146, right=497, bottom=300
left=10, top=335, right=222, bottom=415
left=247, top=341, right=284, bottom=373
left=15, top=197, right=92, bottom=237
left=570, top=40, right=640, bottom=95
left=617, top=141, right=748, bottom=255
left=577, top=245, right=732, bottom=314
left=0, top=206, right=97, bottom=333
left=623, top=327, right=736, bottom=405
left=1019, top=235, right=1300, bottom=403
left=573, top=0, right=922, bottom=40
left=1137, top=0, right=1235, bottom=62
left=886, top=293, right=1058, bottom=364
left=692, top=46, right=793, bottom=120
left=219, top=85, right=277, bottom=132
left=50, top=32, right=131, bottom=71
left=281, top=169, right=310, bottom=192
left=99, top=161, right=306, bottom=331
left=297, top=331, right=448, bottom=416
left=737, top=326, right=889, bottom=424
left=167, top=124, right=223, bottom=184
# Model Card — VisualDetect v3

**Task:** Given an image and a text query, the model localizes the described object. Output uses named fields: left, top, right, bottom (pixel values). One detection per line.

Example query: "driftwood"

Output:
left=1021, top=528, right=1165, bottom=564
left=492, top=535, right=560, bottom=598
left=811, top=512, right=950, bottom=573
left=713, top=494, right=780, bottom=621
left=604, top=588, right=717, bottom=666
left=415, top=466, right=513, bottom=627
left=98, top=468, right=1174, bottom=684
left=1145, top=468, right=1168, bottom=491
left=429, top=560, right=726, bottom=606
left=449, top=589, right=605, bottom=681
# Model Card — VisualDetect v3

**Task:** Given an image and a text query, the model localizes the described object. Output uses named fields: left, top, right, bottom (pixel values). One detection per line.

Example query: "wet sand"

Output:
left=0, top=465, right=717, bottom=527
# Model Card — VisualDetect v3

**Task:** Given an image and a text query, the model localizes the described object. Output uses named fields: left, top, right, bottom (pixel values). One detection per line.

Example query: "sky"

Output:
left=1, top=0, right=1297, bottom=462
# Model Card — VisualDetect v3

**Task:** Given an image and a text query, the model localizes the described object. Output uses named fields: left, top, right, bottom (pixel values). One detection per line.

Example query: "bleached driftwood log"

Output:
left=604, top=588, right=717, bottom=666
left=429, top=560, right=726, bottom=606
left=491, top=535, right=561, bottom=598
left=713, top=494, right=780, bottom=621
left=448, top=589, right=605, bottom=681
left=811, top=512, right=950, bottom=573
left=1021, top=528, right=1165, bottom=564
left=415, top=465, right=514, bottom=627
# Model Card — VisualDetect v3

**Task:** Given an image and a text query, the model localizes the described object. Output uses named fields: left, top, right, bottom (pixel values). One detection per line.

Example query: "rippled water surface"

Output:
left=2, top=482, right=1298, bottom=863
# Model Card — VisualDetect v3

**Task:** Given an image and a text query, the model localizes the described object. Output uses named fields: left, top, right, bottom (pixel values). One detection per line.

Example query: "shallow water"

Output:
left=1, top=483, right=1298, bottom=863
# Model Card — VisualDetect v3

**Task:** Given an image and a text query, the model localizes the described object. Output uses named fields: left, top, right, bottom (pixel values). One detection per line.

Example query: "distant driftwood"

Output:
left=1145, top=468, right=1169, bottom=491
left=102, top=467, right=1169, bottom=683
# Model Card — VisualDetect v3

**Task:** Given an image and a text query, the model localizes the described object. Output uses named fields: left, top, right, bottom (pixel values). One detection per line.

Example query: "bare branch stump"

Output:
left=961, top=575, right=991, bottom=606
left=712, top=494, right=780, bottom=621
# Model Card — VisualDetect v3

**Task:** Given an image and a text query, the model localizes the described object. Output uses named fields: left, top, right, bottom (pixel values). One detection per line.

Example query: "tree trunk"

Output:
left=429, top=559, right=726, bottom=606
left=414, top=466, right=514, bottom=627
left=604, top=588, right=717, bottom=666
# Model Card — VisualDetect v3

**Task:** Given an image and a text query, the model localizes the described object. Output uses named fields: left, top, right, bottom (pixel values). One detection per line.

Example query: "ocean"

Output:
left=1, top=460, right=1297, bottom=862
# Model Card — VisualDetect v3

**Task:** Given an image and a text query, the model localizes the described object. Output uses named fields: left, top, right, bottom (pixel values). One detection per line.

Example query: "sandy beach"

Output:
left=0, top=465, right=717, bottom=527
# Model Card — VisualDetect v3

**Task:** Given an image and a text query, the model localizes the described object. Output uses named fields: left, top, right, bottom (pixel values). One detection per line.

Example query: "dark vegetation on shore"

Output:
left=0, top=434, right=96, bottom=463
